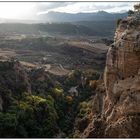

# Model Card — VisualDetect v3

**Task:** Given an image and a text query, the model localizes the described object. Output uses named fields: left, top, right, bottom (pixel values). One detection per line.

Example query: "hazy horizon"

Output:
left=0, top=2, right=137, bottom=20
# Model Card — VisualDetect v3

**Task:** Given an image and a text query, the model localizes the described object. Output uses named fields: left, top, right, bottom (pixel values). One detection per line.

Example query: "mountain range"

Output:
left=0, top=11, right=128, bottom=23
left=37, top=11, right=128, bottom=22
left=0, top=11, right=128, bottom=38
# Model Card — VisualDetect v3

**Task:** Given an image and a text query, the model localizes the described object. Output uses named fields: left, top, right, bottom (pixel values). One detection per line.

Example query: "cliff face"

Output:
left=82, top=17, right=140, bottom=138
left=103, top=17, right=140, bottom=138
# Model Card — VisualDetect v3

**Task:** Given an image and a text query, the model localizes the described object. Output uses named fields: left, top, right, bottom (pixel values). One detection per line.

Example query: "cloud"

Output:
left=0, top=2, right=37, bottom=19
left=36, top=2, right=75, bottom=15
left=36, top=2, right=136, bottom=15
left=1, top=2, right=134, bottom=19
left=0, top=2, right=136, bottom=20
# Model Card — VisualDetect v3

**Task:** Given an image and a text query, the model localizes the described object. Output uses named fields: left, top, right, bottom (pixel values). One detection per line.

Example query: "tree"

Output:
left=117, top=19, right=122, bottom=27
left=128, top=10, right=134, bottom=16
left=15, top=95, right=58, bottom=137
left=65, top=96, right=73, bottom=104
left=134, top=3, right=140, bottom=12
left=134, top=3, right=140, bottom=17
left=0, top=113, right=17, bottom=137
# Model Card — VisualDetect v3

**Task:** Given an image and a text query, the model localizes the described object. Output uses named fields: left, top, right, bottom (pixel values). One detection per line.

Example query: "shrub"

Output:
left=15, top=95, right=59, bottom=137
left=0, top=113, right=17, bottom=137
left=65, top=96, right=73, bottom=104
left=73, top=130, right=80, bottom=138
left=53, top=87, right=64, bottom=97
left=117, top=19, right=122, bottom=27
left=128, top=10, right=134, bottom=16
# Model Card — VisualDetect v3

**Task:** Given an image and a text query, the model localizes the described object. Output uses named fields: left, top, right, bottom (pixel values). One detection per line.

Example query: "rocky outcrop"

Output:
left=103, top=17, right=140, bottom=138
left=0, top=60, right=31, bottom=111
left=81, top=17, right=140, bottom=138
left=0, top=60, right=31, bottom=95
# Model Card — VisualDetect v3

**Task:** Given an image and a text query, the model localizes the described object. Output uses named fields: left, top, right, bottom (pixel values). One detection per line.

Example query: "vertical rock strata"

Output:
left=103, top=17, right=140, bottom=138
left=82, top=17, right=140, bottom=138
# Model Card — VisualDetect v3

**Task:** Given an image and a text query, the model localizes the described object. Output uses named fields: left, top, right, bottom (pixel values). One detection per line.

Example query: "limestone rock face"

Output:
left=82, top=17, right=140, bottom=138
left=104, top=17, right=140, bottom=137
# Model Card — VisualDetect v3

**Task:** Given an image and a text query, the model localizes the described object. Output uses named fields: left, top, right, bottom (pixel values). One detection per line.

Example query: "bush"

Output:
left=53, top=87, right=64, bottom=97
left=0, top=113, right=17, bottom=137
left=73, top=130, right=80, bottom=138
left=117, top=19, right=122, bottom=27
left=7, top=94, right=59, bottom=138
left=78, top=101, right=91, bottom=118
left=65, top=70, right=82, bottom=87
left=128, top=10, right=134, bottom=16
left=65, top=96, right=73, bottom=104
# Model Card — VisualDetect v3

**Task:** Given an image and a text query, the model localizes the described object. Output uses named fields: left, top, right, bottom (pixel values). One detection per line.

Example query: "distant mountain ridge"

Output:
left=38, top=11, right=128, bottom=22
left=0, top=11, right=128, bottom=24
left=0, top=11, right=128, bottom=38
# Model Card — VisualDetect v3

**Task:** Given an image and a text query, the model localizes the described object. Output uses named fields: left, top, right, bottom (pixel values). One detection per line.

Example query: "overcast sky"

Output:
left=0, top=2, right=137, bottom=19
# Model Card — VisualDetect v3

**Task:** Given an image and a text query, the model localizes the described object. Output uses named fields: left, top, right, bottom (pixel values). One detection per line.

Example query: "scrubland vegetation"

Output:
left=0, top=63, right=101, bottom=137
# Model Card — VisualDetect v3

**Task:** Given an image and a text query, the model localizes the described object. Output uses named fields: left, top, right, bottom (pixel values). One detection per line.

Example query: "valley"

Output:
left=0, top=2, right=139, bottom=138
left=0, top=32, right=109, bottom=75
left=0, top=24, right=109, bottom=137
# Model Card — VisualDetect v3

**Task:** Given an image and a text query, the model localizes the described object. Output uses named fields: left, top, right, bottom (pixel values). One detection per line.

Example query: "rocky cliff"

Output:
left=81, top=17, right=140, bottom=138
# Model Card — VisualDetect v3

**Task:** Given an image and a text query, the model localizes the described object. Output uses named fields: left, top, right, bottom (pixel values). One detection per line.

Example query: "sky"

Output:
left=0, top=2, right=137, bottom=20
